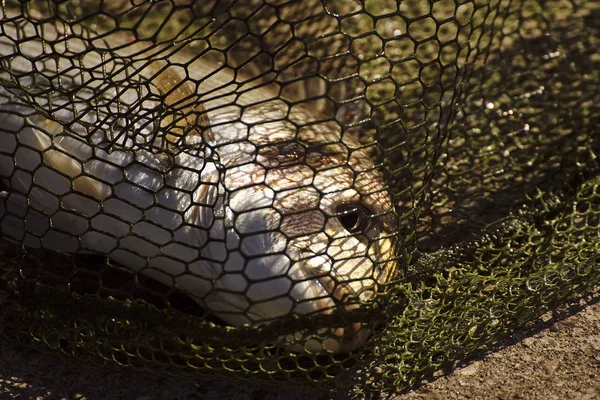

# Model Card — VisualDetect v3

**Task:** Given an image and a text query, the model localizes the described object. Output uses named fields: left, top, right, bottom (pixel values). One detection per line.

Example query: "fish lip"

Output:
left=293, top=247, right=384, bottom=312
left=291, top=252, right=356, bottom=312
left=312, top=276, right=372, bottom=351
left=313, top=275, right=357, bottom=310
left=294, top=244, right=396, bottom=351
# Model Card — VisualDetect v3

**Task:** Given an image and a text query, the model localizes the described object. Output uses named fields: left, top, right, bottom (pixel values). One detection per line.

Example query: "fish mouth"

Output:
left=290, top=237, right=397, bottom=351
left=302, top=256, right=377, bottom=352
left=312, top=275, right=371, bottom=351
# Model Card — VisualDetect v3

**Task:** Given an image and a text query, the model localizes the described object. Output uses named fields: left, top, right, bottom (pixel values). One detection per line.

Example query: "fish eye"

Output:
left=335, top=203, right=373, bottom=235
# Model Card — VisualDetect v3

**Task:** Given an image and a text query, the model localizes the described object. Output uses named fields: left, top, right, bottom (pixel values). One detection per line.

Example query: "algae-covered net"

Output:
left=0, top=0, right=598, bottom=396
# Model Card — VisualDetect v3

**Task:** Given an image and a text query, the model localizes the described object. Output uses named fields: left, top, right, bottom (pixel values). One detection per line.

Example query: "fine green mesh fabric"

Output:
left=0, top=0, right=598, bottom=397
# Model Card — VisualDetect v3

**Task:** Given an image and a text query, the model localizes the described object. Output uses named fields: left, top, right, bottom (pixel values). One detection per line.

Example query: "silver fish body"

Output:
left=0, top=22, right=397, bottom=352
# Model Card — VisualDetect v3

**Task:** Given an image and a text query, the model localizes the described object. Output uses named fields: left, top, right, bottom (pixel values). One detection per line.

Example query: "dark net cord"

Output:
left=0, top=0, right=599, bottom=397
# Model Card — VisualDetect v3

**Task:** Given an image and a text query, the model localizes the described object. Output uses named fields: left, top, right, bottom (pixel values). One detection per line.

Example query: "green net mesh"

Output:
left=0, top=0, right=598, bottom=397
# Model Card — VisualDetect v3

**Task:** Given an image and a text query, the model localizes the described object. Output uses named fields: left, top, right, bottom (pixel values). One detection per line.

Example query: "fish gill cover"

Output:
left=0, top=0, right=598, bottom=397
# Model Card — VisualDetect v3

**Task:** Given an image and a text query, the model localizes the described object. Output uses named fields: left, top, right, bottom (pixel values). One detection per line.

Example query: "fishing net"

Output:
left=0, top=0, right=598, bottom=397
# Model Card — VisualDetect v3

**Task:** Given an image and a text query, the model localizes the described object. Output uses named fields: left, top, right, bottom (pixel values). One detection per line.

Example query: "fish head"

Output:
left=217, top=116, right=398, bottom=352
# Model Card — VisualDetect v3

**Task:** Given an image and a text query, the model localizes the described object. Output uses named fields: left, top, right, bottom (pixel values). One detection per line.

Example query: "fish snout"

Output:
left=319, top=277, right=371, bottom=352
left=304, top=274, right=372, bottom=352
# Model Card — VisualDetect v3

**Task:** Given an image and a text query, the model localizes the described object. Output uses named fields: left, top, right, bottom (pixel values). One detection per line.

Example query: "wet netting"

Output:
left=0, top=0, right=598, bottom=397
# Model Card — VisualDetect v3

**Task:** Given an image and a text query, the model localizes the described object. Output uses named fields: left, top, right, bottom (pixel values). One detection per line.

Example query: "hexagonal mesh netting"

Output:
left=0, top=0, right=598, bottom=396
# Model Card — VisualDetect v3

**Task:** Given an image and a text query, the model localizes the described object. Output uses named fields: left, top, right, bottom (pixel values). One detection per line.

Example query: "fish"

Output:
left=0, top=21, right=397, bottom=352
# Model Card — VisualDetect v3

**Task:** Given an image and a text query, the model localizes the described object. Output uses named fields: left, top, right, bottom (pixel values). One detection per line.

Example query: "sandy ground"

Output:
left=1, top=295, right=599, bottom=400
